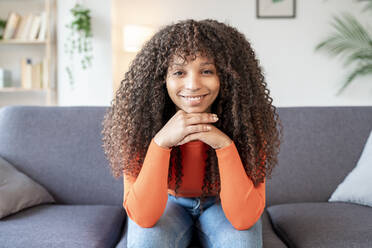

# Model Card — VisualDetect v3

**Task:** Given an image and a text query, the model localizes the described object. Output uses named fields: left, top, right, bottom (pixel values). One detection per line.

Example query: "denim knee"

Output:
left=213, top=217, right=263, bottom=248
left=127, top=218, right=194, bottom=248
left=196, top=202, right=263, bottom=248
left=127, top=228, right=171, bottom=248
left=127, top=212, right=193, bottom=248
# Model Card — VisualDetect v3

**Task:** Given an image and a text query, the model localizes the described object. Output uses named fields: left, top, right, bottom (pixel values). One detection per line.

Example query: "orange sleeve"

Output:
left=123, top=138, right=171, bottom=228
left=215, top=141, right=266, bottom=230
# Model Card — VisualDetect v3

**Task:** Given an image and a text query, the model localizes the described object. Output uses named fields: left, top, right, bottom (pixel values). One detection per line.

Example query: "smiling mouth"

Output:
left=180, top=94, right=208, bottom=106
left=180, top=94, right=208, bottom=99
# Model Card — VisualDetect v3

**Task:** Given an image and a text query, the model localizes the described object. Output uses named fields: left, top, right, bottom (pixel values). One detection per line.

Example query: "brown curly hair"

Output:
left=101, top=19, right=283, bottom=211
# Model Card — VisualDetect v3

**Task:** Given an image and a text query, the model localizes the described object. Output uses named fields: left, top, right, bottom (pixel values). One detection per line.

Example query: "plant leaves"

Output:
left=315, top=13, right=372, bottom=59
left=336, top=64, right=372, bottom=95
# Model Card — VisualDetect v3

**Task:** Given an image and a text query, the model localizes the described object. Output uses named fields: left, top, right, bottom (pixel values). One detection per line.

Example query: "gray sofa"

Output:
left=0, top=105, right=371, bottom=248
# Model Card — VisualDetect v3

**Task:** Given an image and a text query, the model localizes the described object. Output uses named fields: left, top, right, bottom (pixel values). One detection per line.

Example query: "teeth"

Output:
left=182, top=95, right=204, bottom=100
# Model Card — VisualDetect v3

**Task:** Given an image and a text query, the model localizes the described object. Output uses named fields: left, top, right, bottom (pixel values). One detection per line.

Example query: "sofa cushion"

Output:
left=0, top=204, right=126, bottom=248
left=261, top=210, right=287, bottom=248
left=329, top=130, right=372, bottom=207
left=0, top=156, right=55, bottom=219
left=115, top=209, right=287, bottom=248
left=266, top=106, right=372, bottom=207
left=267, top=202, right=372, bottom=248
left=0, top=106, right=123, bottom=205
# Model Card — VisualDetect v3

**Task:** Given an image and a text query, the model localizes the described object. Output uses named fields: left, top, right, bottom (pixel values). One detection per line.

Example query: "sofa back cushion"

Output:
left=0, top=106, right=122, bottom=205
left=1, top=105, right=371, bottom=206
left=267, top=106, right=372, bottom=206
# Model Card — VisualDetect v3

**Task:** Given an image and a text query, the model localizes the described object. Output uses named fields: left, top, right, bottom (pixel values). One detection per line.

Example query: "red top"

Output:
left=123, top=138, right=266, bottom=230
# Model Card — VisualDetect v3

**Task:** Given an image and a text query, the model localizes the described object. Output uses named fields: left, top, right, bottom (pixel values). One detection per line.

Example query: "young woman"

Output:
left=102, top=19, right=283, bottom=248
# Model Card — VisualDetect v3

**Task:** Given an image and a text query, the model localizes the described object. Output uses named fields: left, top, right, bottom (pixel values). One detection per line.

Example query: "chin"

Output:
left=179, top=106, right=210, bottom=113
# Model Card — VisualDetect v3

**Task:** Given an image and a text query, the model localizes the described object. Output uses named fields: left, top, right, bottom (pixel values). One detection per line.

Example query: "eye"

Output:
left=202, top=70, right=214, bottom=75
left=173, top=71, right=184, bottom=76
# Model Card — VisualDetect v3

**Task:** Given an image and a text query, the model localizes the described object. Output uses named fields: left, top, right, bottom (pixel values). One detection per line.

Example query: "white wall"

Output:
left=118, top=0, right=372, bottom=107
left=57, top=0, right=112, bottom=106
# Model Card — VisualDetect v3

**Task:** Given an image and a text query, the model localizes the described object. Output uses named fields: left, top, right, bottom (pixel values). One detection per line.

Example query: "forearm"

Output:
left=123, top=138, right=171, bottom=227
left=216, top=142, right=266, bottom=230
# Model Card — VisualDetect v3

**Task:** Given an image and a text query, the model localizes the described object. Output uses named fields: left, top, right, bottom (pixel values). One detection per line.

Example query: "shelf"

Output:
left=0, top=39, right=47, bottom=45
left=0, top=87, right=48, bottom=92
left=0, top=0, right=57, bottom=105
left=0, top=0, right=44, bottom=2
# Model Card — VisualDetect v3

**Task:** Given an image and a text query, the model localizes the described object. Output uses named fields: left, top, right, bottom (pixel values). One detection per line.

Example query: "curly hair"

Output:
left=101, top=19, right=283, bottom=211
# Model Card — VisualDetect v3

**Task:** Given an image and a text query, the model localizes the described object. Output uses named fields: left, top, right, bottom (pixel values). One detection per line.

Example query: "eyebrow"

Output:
left=171, top=62, right=214, bottom=67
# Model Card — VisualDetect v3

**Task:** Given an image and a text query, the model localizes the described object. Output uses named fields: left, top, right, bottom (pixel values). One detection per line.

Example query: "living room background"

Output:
left=1, top=0, right=371, bottom=107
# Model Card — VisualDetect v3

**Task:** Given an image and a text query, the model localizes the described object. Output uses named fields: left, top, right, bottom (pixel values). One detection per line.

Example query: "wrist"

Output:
left=216, top=138, right=233, bottom=150
left=153, top=136, right=169, bottom=149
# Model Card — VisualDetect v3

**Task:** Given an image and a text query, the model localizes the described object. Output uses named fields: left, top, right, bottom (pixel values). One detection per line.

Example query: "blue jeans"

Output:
left=125, top=193, right=263, bottom=248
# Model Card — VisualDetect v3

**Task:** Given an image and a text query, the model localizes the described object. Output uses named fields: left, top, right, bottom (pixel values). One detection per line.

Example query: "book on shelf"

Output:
left=15, top=13, right=32, bottom=40
left=28, top=15, right=41, bottom=40
left=37, top=12, right=47, bottom=41
left=3, top=12, right=46, bottom=41
left=42, top=57, right=49, bottom=89
left=13, top=14, right=27, bottom=39
left=3, top=12, right=21, bottom=40
left=21, top=57, right=48, bottom=89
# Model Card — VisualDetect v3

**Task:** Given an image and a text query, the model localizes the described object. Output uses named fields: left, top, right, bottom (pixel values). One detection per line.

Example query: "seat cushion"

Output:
left=261, top=210, right=287, bottom=248
left=115, top=210, right=287, bottom=248
left=0, top=204, right=126, bottom=248
left=267, top=202, right=372, bottom=248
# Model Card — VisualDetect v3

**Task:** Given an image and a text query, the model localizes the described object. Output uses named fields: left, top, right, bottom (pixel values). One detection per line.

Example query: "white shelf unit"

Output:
left=0, top=0, right=57, bottom=107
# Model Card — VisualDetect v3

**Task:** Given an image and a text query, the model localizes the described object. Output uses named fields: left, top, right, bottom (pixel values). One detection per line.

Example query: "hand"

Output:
left=154, top=110, right=219, bottom=149
left=176, top=123, right=232, bottom=149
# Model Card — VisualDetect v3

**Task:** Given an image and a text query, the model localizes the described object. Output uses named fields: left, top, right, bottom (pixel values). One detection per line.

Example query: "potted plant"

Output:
left=64, top=3, right=93, bottom=87
left=0, top=19, right=6, bottom=40
left=315, top=0, right=372, bottom=95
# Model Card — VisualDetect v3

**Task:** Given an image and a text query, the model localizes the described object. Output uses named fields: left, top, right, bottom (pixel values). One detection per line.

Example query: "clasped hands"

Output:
left=154, top=110, right=232, bottom=150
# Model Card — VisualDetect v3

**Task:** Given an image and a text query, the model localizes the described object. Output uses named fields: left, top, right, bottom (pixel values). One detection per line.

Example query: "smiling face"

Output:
left=165, top=54, right=220, bottom=113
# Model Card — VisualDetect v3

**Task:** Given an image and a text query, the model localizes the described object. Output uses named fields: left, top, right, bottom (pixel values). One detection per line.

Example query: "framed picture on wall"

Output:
left=257, top=0, right=296, bottom=19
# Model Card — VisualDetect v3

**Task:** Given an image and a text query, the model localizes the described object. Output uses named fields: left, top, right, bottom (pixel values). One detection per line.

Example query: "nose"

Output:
left=184, top=72, right=201, bottom=91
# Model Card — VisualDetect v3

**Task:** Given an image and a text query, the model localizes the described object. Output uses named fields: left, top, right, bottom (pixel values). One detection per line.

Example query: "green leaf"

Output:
left=315, top=13, right=372, bottom=59
left=356, top=0, right=372, bottom=12
left=316, top=10, right=372, bottom=95
left=344, top=48, right=372, bottom=66
left=336, top=64, right=372, bottom=95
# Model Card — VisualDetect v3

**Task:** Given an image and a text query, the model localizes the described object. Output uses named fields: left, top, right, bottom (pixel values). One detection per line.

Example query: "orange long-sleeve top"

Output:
left=123, top=138, right=266, bottom=231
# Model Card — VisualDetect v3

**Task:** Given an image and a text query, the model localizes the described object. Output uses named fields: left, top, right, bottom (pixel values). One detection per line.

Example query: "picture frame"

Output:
left=256, top=0, right=296, bottom=19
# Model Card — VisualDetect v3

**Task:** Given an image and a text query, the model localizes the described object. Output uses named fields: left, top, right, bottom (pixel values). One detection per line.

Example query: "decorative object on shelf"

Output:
left=64, top=2, right=93, bottom=87
left=20, top=57, right=47, bottom=89
left=0, top=68, right=12, bottom=88
left=0, top=18, right=6, bottom=39
left=315, top=0, right=372, bottom=96
left=256, top=0, right=296, bottom=19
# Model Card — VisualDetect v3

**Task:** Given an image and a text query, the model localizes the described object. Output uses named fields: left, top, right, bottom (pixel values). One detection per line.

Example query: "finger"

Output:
left=186, top=113, right=218, bottom=125
left=185, top=112, right=218, bottom=119
left=177, top=133, right=199, bottom=146
left=185, top=124, right=212, bottom=134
